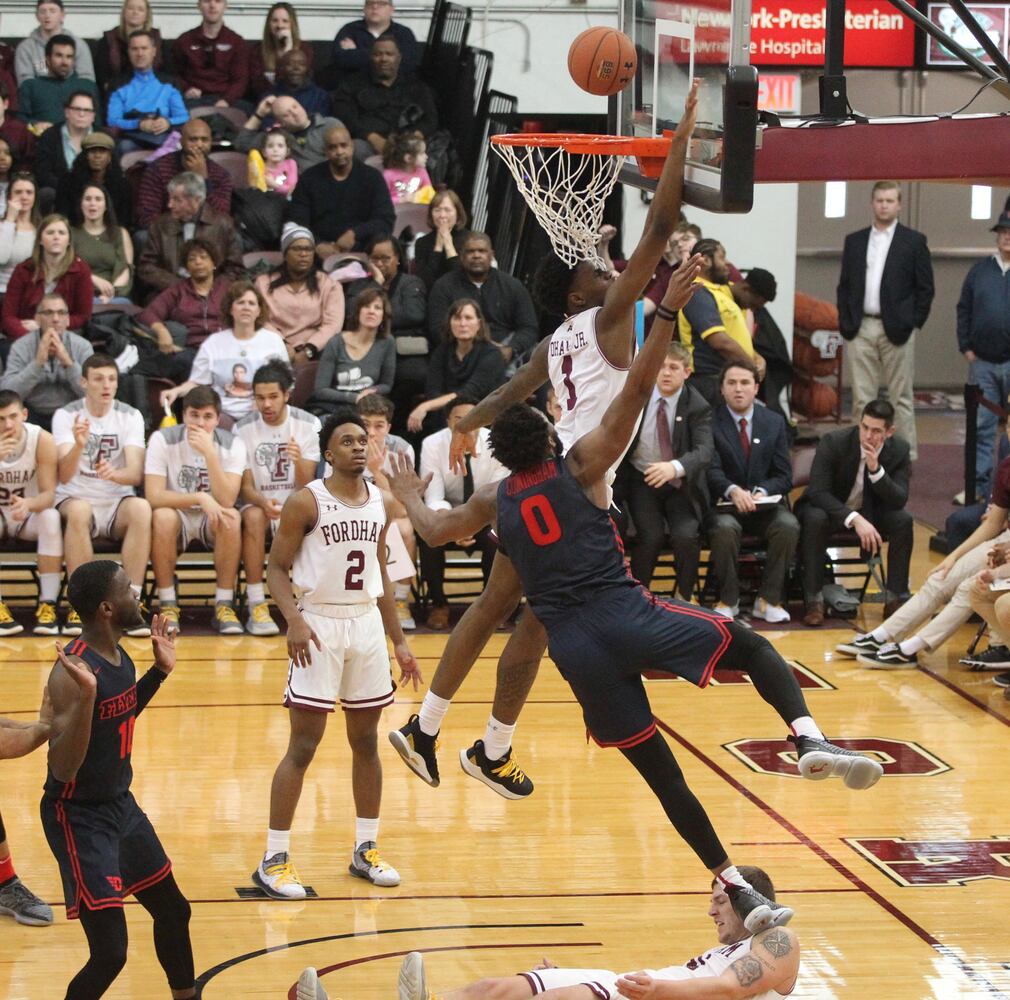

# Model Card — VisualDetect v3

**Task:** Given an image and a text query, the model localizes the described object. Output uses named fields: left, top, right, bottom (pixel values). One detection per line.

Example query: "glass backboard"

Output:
left=617, top=0, right=759, bottom=211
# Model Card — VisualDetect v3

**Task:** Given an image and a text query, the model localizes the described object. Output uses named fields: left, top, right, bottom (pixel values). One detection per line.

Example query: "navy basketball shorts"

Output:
left=543, top=586, right=732, bottom=748
left=40, top=792, right=172, bottom=919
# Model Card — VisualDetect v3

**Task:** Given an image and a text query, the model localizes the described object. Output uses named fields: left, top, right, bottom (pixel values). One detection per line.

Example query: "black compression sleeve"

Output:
left=135, top=667, right=168, bottom=715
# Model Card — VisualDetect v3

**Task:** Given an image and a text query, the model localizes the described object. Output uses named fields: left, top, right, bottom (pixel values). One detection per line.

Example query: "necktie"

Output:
left=739, top=416, right=751, bottom=459
left=656, top=398, right=674, bottom=462
left=463, top=453, right=474, bottom=502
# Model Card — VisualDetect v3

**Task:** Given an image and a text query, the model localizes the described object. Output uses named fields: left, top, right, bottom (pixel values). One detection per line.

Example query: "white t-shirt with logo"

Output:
left=235, top=405, right=321, bottom=504
left=188, top=327, right=289, bottom=421
left=144, top=424, right=247, bottom=507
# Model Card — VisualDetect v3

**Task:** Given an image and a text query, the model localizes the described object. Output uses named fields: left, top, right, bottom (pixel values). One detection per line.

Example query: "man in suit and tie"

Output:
left=622, top=342, right=713, bottom=600
left=795, top=400, right=913, bottom=626
left=837, top=181, right=934, bottom=460
left=707, top=361, right=799, bottom=622
left=418, top=396, right=508, bottom=628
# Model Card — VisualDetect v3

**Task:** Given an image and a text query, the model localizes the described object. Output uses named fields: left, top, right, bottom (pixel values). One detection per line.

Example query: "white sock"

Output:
left=355, top=817, right=379, bottom=849
left=899, top=636, right=926, bottom=656
left=483, top=715, right=516, bottom=762
left=790, top=716, right=824, bottom=741
left=158, top=587, right=177, bottom=605
left=394, top=582, right=410, bottom=600
left=247, top=583, right=266, bottom=605
left=216, top=588, right=234, bottom=605
left=39, top=574, right=60, bottom=603
left=869, top=626, right=891, bottom=643
left=265, top=828, right=290, bottom=858
left=418, top=691, right=451, bottom=736
left=717, top=865, right=752, bottom=890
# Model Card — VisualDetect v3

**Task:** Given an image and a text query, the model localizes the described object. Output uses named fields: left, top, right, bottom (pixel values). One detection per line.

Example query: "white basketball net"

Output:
left=492, top=141, right=626, bottom=268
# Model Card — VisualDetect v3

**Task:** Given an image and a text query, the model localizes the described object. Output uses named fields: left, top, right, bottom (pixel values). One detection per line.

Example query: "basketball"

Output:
left=568, top=26, right=637, bottom=96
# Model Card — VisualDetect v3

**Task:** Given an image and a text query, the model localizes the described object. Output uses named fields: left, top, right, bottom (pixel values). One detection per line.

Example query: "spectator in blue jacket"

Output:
left=330, top=0, right=418, bottom=77
left=107, top=30, right=188, bottom=149
left=957, top=210, right=1010, bottom=501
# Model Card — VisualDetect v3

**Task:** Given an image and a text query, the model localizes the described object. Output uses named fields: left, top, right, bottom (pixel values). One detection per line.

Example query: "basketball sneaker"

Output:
left=789, top=734, right=883, bottom=790
left=349, top=842, right=400, bottom=886
left=388, top=715, right=440, bottom=786
left=246, top=602, right=280, bottom=636
left=252, top=852, right=307, bottom=900
left=213, top=602, right=244, bottom=635
left=396, top=599, right=416, bottom=631
left=856, top=643, right=917, bottom=669
left=459, top=740, right=534, bottom=800
left=398, top=952, right=431, bottom=1000
left=724, top=881, right=793, bottom=934
left=960, top=644, right=1010, bottom=670
left=61, top=608, right=82, bottom=636
left=834, top=633, right=884, bottom=657
left=160, top=603, right=181, bottom=634
left=0, top=877, right=54, bottom=926
left=33, top=601, right=58, bottom=636
left=125, top=602, right=152, bottom=639
left=0, top=601, right=22, bottom=635
left=296, top=967, right=329, bottom=1000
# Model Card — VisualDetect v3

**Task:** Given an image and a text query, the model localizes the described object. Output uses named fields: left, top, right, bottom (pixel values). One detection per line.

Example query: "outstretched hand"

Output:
left=387, top=451, right=432, bottom=505
left=394, top=642, right=423, bottom=690
left=677, top=78, right=701, bottom=140
left=54, top=642, right=97, bottom=696
left=150, top=614, right=176, bottom=675
left=449, top=427, right=477, bottom=476
left=660, top=253, right=704, bottom=312
left=615, top=972, right=659, bottom=998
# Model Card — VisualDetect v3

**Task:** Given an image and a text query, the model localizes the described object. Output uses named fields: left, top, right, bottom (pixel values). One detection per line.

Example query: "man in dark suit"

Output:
left=796, top=400, right=913, bottom=626
left=837, top=180, right=934, bottom=460
left=706, top=360, right=799, bottom=622
left=621, top=342, right=713, bottom=600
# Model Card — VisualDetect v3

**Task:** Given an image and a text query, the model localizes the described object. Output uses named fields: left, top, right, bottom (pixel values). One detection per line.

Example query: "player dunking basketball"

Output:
left=389, top=84, right=702, bottom=799
left=387, top=270, right=884, bottom=934
left=41, top=561, right=195, bottom=1000
left=253, top=408, right=422, bottom=900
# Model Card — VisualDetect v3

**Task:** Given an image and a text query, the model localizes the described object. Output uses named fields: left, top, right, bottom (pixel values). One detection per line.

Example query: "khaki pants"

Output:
left=847, top=316, right=917, bottom=460
left=882, top=529, right=1010, bottom=649
left=970, top=585, right=1010, bottom=642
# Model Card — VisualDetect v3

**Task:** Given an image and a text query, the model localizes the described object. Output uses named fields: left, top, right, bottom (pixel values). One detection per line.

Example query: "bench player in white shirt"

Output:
left=52, top=354, right=151, bottom=637
left=144, top=385, right=248, bottom=635
left=389, top=83, right=701, bottom=799
left=236, top=360, right=321, bottom=637
left=253, top=407, right=421, bottom=900
left=0, top=389, right=63, bottom=636
left=383, top=866, right=797, bottom=1000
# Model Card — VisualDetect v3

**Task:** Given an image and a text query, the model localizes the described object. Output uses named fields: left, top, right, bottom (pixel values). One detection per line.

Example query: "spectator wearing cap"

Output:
left=31, top=90, right=99, bottom=201
left=54, top=131, right=134, bottom=228
left=0, top=83, right=34, bottom=164
left=734, top=267, right=791, bottom=424
left=17, top=37, right=101, bottom=131
left=331, top=34, right=438, bottom=161
left=137, top=170, right=243, bottom=297
left=171, top=0, right=249, bottom=108
left=254, top=224, right=344, bottom=365
left=287, top=125, right=395, bottom=255
left=957, top=210, right=1010, bottom=502
left=106, top=29, right=188, bottom=150
left=15, top=0, right=97, bottom=85
left=234, top=96, right=342, bottom=173
left=136, top=119, right=232, bottom=229
left=330, top=0, right=419, bottom=78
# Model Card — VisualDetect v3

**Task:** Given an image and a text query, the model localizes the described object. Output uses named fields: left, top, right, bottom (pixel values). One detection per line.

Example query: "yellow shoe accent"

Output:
left=34, top=602, right=57, bottom=628
left=263, top=859, right=303, bottom=888
left=250, top=602, right=272, bottom=624
left=214, top=603, right=244, bottom=633
left=160, top=604, right=181, bottom=632
left=62, top=608, right=82, bottom=635
left=0, top=602, right=16, bottom=624
left=492, top=753, right=528, bottom=787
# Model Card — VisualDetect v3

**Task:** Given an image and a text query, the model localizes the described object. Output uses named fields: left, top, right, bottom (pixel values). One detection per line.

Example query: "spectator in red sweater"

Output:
left=0, top=82, right=33, bottom=164
left=171, top=0, right=249, bottom=108
left=136, top=118, right=233, bottom=228
left=2, top=214, right=92, bottom=338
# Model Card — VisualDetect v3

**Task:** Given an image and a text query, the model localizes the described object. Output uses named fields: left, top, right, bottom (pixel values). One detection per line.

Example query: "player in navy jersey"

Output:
left=41, top=561, right=195, bottom=1000
left=388, top=272, right=885, bottom=935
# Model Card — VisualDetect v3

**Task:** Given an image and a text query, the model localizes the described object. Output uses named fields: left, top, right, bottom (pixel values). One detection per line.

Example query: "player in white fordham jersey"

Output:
left=236, top=360, right=321, bottom=636
left=386, top=866, right=797, bottom=1000
left=0, top=390, right=62, bottom=636
left=52, top=354, right=151, bottom=638
left=389, top=86, right=702, bottom=799
left=254, top=407, right=421, bottom=900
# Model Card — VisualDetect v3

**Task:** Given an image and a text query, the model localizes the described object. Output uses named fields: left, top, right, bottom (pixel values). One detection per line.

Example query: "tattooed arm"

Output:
left=615, top=926, right=799, bottom=999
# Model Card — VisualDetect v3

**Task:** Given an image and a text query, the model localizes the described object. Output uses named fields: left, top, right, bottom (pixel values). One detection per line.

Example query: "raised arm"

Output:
left=567, top=256, right=703, bottom=487
left=0, top=691, right=51, bottom=759
left=46, top=646, right=98, bottom=783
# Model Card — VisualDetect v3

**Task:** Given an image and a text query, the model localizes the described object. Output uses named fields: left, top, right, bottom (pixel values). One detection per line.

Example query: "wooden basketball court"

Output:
left=1, top=523, right=1008, bottom=999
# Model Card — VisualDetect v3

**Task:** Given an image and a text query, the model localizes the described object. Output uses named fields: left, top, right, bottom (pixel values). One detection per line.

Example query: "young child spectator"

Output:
left=145, top=385, right=246, bottom=634
left=382, top=130, right=433, bottom=205
left=247, top=129, right=298, bottom=197
left=235, top=360, right=320, bottom=635
left=0, top=174, right=40, bottom=296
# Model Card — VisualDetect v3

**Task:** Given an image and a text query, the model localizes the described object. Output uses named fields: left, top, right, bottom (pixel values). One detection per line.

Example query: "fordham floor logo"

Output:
left=845, top=837, right=1010, bottom=886
left=722, top=737, right=952, bottom=778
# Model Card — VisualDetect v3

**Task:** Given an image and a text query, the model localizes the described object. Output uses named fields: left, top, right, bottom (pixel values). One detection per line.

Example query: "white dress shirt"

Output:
left=863, top=221, right=897, bottom=316
left=843, top=450, right=886, bottom=526
left=725, top=404, right=757, bottom=499
left=631, top=386, right=685, bottom=479
left=420, top=426, right=508, bottom=511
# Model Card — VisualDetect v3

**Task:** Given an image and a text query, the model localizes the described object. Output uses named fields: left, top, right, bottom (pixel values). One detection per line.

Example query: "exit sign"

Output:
left=758, top=73, right=802, bottom=113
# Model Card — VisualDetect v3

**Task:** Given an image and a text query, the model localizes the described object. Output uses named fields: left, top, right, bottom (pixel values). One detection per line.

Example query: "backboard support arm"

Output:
left=818, top=0, right=848, bottom=117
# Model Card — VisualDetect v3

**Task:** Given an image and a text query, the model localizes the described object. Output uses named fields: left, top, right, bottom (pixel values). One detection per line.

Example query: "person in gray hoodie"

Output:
left=15, top=0, right=96, bottom=85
